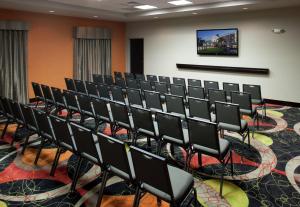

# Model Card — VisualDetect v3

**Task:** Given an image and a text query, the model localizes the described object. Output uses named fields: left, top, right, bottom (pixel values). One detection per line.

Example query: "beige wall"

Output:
left=127, top=7, right=300, bottom=102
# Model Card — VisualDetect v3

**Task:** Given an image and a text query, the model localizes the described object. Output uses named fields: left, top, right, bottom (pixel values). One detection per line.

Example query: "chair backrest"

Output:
left=204, top=80, right=219, bottom=94
left=70, top=123, right=102, bottom=164
left=10, top=100, right=24, bottom=124
left=158, top=76, right=171, bottom=84
left=208, top=89, right=227, bottom=105
left=127, top=88, right=143, bottom=107
left=97, top=84, right=111, bottom=100
left=85, top=81, right=99, bottom=98
left=32, top=82, right=44, bottom=99
left=131, top=106, right=155, bottom=134
left=231, top=91, right=252, bottom=111
left=63, top=90, right=79, bottom=111
left=173, top=77, right=186, bottom=86
left=188, top=98, right=211, bottom=121
left=215, top=101, right=241, bottom=127
left=156, top=111, right=185, bottom=144
left=135, top=74, right=145, bottom=81
left=110, top=101, right=130, bottom=127
left=20, top=103, right=38, bottom=131
left=146, top=75, right=158, bottom=82
left=33, top=109, right=54, bottom=140
left=41, top=84, right=54, bottom=103
left=77, top=93, right=93, bottom=116
left=140, top=80, right=152, bottom=91
left=104, top=75, right=114, bottom=85
left=243, top=84, right=262, bottom=100
left=51, top=87, right=65, bottom=107
left=74, top=80, right=87, bottom=94
left=170, top=84, right=186, bottom=98
left=91, top=98, right=110, bottom=121
left=188, top=79, right=201, bottom=87
left=144, top=90, right=162, bottom=111
left=187, top=118, right=220, bottom=153
left=223, top=82, right=240, bottom=97
left=165, top=94, right=186, bottom=117
left=0, top=97, right=5, bottom=115
left=114, top=71, right=123, bottom=79
left=49, top=115, right=76, bottom=151
left=115, top=77, right=126, bottom=89
left=154, top=82, right=168, bottom=94
left=125, top=72, right=135, bottom=80
left=126, top=78, right=139, bottom=89
left=65, top=78, right=76, bottom=91
left=1, top=97, right=14, bottom=118
left=188, top=86, right=205, bottom=99
left=97, top=134, right=133, bottom=180
left=130, top=146, right=173, bottom=197
left=93, top=74, right=104, bottom=84
left=111, top=86, right=125, bottom=103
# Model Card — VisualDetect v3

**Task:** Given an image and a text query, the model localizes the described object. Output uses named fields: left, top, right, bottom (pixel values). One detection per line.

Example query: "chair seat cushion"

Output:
left=218, top=119, right=247, bottom=132
left=193, top=138, right=230, bottom=158
left=162, top=131, right=189, bottom=146
left=240, top=108, right=256, bottom=116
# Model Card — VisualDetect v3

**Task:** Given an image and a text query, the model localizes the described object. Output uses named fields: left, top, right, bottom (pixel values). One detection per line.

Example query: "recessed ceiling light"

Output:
left=134, top=5, right=157, bottom=10
left=192, top=12, right=198, bottom=15
left=243, top=7, right=248, bottom=10
left=49, top=10, right=55, bottom=13
left=93, top=16, right=98, bottom=18
left=168, top=0, right=193, bottom=6
left=154, top=17, right=159, bottom=19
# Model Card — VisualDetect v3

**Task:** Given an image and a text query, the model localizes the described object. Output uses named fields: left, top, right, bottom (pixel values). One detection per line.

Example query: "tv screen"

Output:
left=197, top=28, right=238, bottom=56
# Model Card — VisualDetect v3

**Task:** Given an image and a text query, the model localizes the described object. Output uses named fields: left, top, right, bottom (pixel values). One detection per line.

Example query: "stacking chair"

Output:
left=9, top=100, right=25, bottom=145
left=76, top=94, right=94, bottom=124
left=0, top=97, right=16, bottom=139
left=188, top=97, right=215, bottom=122
left=104, top=75, right=114, bottom=85
left=208, top=89, right=227, bottom=111
left=204, top=80, right=219, bottom=95
left=135, top=74, right=145, bottom=81
left=127, top=88, right=143, bottom=107
left=125, top=72, right=135, bottom=80
left=140, top=80, right=153, bottom=91
left=146, top=75, right=158, bottom=83
left=187, top=118, right=233, bottom=196
left=85, top=81, right=99, bottom=98
left=215, top=101, right=250, bottom=147
left=65, top=78, right=76, bottom=92
left=97, top=84, right=111, bottom=100
left=63, top=90, right=80, bottom=119
left=90, top=98, right=112, bottom=132
left=223, top=82, right=239, bottom=101
left=165, top=94, right=186, bottom=119
left=159, top=76, right=171, bottom=85
left=170, top=84, right=186, bottom=99
left=155, top=82, right=169, bottom=94
left=173, top=77, right=186, bottom=86
left=111, top=85, right=125, bottom=103
left=96, top=135, right=135, bottom=206
left=51, top=87, right=66, bottom=114
left=93, top=74, right=104, bottom=84
left=0, top=97, right=5, bottom=117
left=131, top=146, right=197, bottom=207
left=156, top=111, right=189, bottom=168
left=144, top=90, right=163, bottom=112
left=188, top=86, right=205, bottom=99
left=41, top=84, right=55, bottom=111
left=126, top=78, right=139, bottom=89
left=74, top=80, right=87, bottom=94
left=115, top=77, right=126, bottom=89
left=188, top=79, right=201, bottom=87
left=243, top=84, right=266, bottom=117
left=32, top=82, right=45, bottom=107
left=114, top=71, right=123, bottom=79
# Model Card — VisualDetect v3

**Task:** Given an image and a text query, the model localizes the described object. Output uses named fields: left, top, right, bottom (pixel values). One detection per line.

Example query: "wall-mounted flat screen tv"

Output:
left=197, top=28, right=238, bottom=56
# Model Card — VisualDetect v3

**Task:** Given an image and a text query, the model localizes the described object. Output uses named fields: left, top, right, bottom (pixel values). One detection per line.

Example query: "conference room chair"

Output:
left=159, top=76, right=171, bottom=85
left=130, top=146, right=197, bottom=207
left=126, top=78, right=139, bottom=89
left=63, top=90, right=80, bottom=120
left=74, top=80, right=87, bottom=94
left=9, top=100, right=25, bottom=145
left=41, top=84, right=55, bottom=111
left=93, top=74, right=104, bottom=84
left=208, top=89, right=227, bottom=111
left=114, top=71, right=123, bottom=79
left=104, top=75, right=114, bottom=85
left=215, top=101, right=250, bottom=147
left=223, top=82, right=240, bottom=101
left=135, top=73, right=145, bottom=81
left=139, top=80, right=153, bottom=92
left=90, top=97, right=112, bottom=132
left=0, top=97, right=5, bottom=117
left=188, top=97, right=215, bottom=122
left=32, top=82, right=45, bottom=107
left=76, top=93, right=94, bottom=124
left=97, top=83, right=111, bottom=100
left=85, top=81, right=99, bottom=98
left=243, top=84, right=266, bottom=118
left=165, top=94, right=186, bottom=119
left=0, top=97, right=16, bottom=139
left=188, top=86, right=205, bottom=99
left=125, top=72, right=135, bottom=80
left=115, top=77, right=126, bottom=89
left=144, top=90, right=163, bottom=112
left=96, top=135, right=135, bottom=207
left=170, top=84, right=186, bottom=99
left=156, top=111, right=189, bottom=168
left=146, top=74, right=158, bottom=82
left=65, top=78, right=76, bottom=92
left=173, top=77, right=186, bottom=86
left=111, top=85, right=125, bottom=103
left=204, top=80, right=219, bottom=95
left=127, top=88, right=144, bottom=107
left=51, top=87, right=67, bottom=114
left=187, top=118, right=233, bottom=196
left=155, top=81, right=169, bottom=95
left=188, top=79, right=202, bottom=87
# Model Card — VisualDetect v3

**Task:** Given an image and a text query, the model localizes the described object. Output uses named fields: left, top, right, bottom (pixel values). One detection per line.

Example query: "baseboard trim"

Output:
left=265, top=99, right=300, bottom=107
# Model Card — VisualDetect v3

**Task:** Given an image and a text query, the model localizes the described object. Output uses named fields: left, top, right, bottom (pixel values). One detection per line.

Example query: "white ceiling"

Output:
left=0, top=0, right=300, bottom=21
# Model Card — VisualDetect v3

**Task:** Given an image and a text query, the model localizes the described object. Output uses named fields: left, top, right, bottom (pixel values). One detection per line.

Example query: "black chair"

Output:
left=243, top=84, right=266, bottom=117
left=9, top=100, right=25, bottom=145
left=188, top=79, right=201, bottom=87
left=223, top=82, right=239, bottom=101
left=144, top=90, right=163, bottom=112
left=96, top=134, right=135, bottom=206
left=63, top=90, right=80, bottom=119
left=208, top=89, right=227, bottom=111
left=0, top=97, right=16, bottom=139
left=127, top=88, right=143, bottom=107
left=76, top=94, right=94, bottom=124
left=104, top=75, right=114, bottom=85
left=188, top=86, right=205, bottom=99
left=85, top=81, right=99, bottom=98
left=74, top=80, right=87, bottom=94
left=111, top=85, right=125, bottom=103
left=115, top=77, right=126, bottom=89
left=125, top=72, right=135, bottom=80
left=0, top=97, right=5, bottom=117
left=188, top=97, right=215, bottom=122
left=41, top=84, right=55, bottom=110
left=32, top=82, right=44, bottom=107
left=155, top=82, right=169, bottom=94
left=51, top=87, right=66, bottom=114
left=131, top=146, right=197, bottom=207
left=135, top=74, right=145, bottom=81
left=165, top=94, right=186, bottom=119
left=204, top=80, right=219, bottom=95
left=173, top=77, right=186, bottom=86
left=215, top=101, right=250, bottom=147
left=97, top=84, right=111, bottom=100
left=114, top=71, right=123, bottom=79
left=170, top=84, right=186, bottom=99
left=187, top=118, right=233, bottom=197
left=65, top=78, right=76, bottom=91
left=93, top=74, right=104, bottom=84
left=91, top=98, right=112, bottom=132
left=126, top=78, right=139, bottom=89
left=139, top=80, right=153, bottom=91
left=159, top=76, right=171, bottom=85
left=146, top=75, right=158, bottom=82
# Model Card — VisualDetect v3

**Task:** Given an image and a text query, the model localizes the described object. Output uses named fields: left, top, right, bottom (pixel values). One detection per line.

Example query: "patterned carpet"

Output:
left=0, top=104, right=300, bottom=207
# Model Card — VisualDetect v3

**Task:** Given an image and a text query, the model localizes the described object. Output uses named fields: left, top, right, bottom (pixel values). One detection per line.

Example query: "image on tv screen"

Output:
left=197, top=28, right=238, bottom=56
